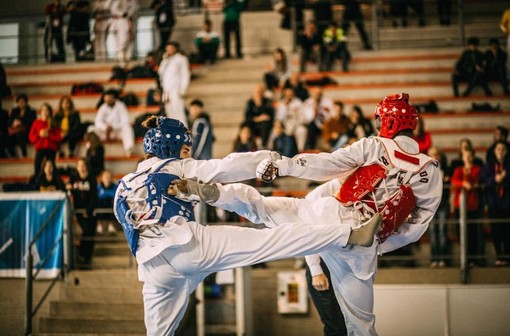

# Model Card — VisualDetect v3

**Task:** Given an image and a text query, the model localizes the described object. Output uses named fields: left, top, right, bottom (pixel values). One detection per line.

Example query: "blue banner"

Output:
left=0, top=192, right=67, bottom=278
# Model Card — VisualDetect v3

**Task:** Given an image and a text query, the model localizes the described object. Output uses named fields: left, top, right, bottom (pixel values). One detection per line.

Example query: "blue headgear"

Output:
left=143, top=117, right=192, bottom=159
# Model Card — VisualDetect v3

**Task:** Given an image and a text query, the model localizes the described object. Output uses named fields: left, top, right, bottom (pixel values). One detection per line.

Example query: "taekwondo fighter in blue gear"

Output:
left=113, top=116, right=380, bottom=336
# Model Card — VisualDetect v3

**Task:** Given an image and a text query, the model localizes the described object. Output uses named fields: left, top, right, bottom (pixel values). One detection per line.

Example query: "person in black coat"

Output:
left=67, top=0, right=91, bottom=61
left=484, top=38, right=510, bottom=95
left=341, top=0, right=372, bottom=50
left=244, top=84, right=274, bottom=148
left=84, top=131, right=105, bottom=178
left=271, top=120, right=298, bottom=158
left=151, top=0, right=175, bottom=51
left=7, top=94, right=36, bottom=157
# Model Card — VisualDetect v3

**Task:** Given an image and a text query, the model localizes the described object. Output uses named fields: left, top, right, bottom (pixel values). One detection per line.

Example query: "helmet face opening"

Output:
left=143, top=117, right=192, bottom=159
left=375, top=93, right=418, bottom=139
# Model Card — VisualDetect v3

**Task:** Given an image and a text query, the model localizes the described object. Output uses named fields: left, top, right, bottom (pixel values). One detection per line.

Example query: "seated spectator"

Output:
left=297, top=20, right=322, bottom=72
left=84, top=131, right=105, bottom=178
left=33, top=158, right=65, bottom=192
left=486, top=126, right=509, bottom=164
left=271, top=120, right=298, bottom=158
left=233, top=123, right=258, bottom=153
left=413, top=116, right=432, bottom=154
left=284, top=72, right=310, bottom=101
left=321, top=21, right=349, bottom=72
left=275, top=86, right=307, bottom=151
left=189, top=99, right=215, bottom=160
left=194, top=19, right=220, bottom=64
left=302, top=87, right=334, bottom=149
left=29, top=103, right=62, bottom=177
left=0, top=108, right=9, bottom=158
left=96, top=169, right=118, bottom=235
left=244, top=84, right=274, bottom=148
left=93, top=89, right=134, bottom=157
left=482, top=141, right=510, bottom=266
left=7, top=94, right=36, bottom=158
left=452, top=37, right=492, bottom=97
left=321, top=100, right=349, bottom=151
left=347, top=105, right=374, bottom=141
left=264, top=48, right=292, bottom=95
left=484, top=38, right=510, bottom=95
left=54, top=95, right=83, bottom=157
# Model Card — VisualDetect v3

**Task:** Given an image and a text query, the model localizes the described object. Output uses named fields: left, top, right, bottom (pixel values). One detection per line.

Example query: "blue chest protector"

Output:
left=115, top=158, right=195, bottom=256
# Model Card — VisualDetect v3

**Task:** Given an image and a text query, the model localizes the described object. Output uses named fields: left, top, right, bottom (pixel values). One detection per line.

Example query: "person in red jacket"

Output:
left=29, top=103, right=62, bottom=177
left=413, top=116, right=432, bottom=154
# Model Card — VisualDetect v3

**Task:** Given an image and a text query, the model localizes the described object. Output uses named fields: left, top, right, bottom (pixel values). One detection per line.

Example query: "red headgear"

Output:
left=374, top=93, right=418, bottom=139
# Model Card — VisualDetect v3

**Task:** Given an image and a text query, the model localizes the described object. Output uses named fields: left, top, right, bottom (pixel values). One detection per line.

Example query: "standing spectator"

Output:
left=29, top=103, right=62, bottom=177
left=189, top=99, right=215, bottom=160
left=194, top=19, right=221, bottom=64
left=484, top=38, right=510, bottom=96
left=482, top=142, right=510, bottom=266
left=44, top=0, right=66, bottom=62
left=276, top=0, right=305, bottom=34
left=321, top=21, right=349, bottom=72
left=311, top=0, right=333, bottom=35
left=84, top=131, right=105, bottom=177
left=96, top=169, right=118, bottom=235
left=94, top=89, right=134, bottom=157
left=413, top=116, right=432, bottom=154
left=275, top=86, right=307, bottom=151
left=342, top=0, right=372, bottom=50
left=271, top=120, right=298, bottom=158
left=500, top=8, right=510, bottom=74
left=427, top=146, right=450, bottom=268
left=437, top=0, right=452, bottom=26
left=449, top=138, right=484, bottom=176
left=54, top=96, right=83, bottom=157
left=389, top=0, right=407, bottom=27
left=486, top=126, right=509, bottom=164
left=322, top=100, right=349, bottom=151
left=0, top=108, right=8, bottom=158
left=7, top=94, right=36, bottom=158
left=451, top=149, right=484, bottom=267
left=108, top=0, right=139, bottom=65
left=151, top=0, right=175, bottom=51
left=297, top=20, right=322, bottom=73
left=92, top=0, right=110, bottom=61
left=284, top=72, right=310, bottom=101
left=67, top=158, right=98, bottom=268
left=67, top=0, right=91, bottom=61
left=33, top=158, right=66, bottom=192
left=264, top=48, right=292, bottom=94
left=302, top=87, right=334, bottom=149
left=158, top=41, right=190, bottom=127
left=347, top=105, right=374, bottom=141
left=0, top=62, right=10, bottom=112
left=223, top=0, right=244, bottom=59
left=244, top=84, right=275, bottom=148
left=452, top=37, right=492, bottom=97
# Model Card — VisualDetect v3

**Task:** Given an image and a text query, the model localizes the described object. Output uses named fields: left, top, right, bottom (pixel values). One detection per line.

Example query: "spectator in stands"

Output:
left=96, top=169, right=118, bottom=235
left=94, top=89, right=134, bottom=157
left=158, top=41, right=190, bottom=127
left=284, top=72, right=310, bottom=101
left=413, top=116, right=432, bottom=154
left=233, top=123, right=257, bottom=153
left=244, top=84, right=274, bottom=149
left=33, top=158, right=66, bottom=192
left=275, top=86, right=307, bottom=151
left=452, top=37, right=492, bottom=97
left=482, top=141, right=510, bottom=266
left=302, top=87, right=334, bottom=150
left=437, top=0, right=452, bottom=26
left=67, top=158, right=98, bottom=268
left=151, top=0, right=175, bottom=51
left=223, top=0, right=244, bottom=59
left=321, top=21, right=349, bottom=72
left=92, top=0, right=110, bottom=61
left=271, top=120, right=298, bottom=158
left=451, top=149, right=484, bottom=267
left=322, top=100, right=349, bottom=151
left=486, top=126, right=509, bottom=164
left=389, top=0, right=425, bottom=27
left=500, top=8, right=510, bottom=74
left=449, top=138, right=484, bottom=176
left=55, top=96, right=83, bottom=158
left=189, top=99, right=215, bottom=160
left=7, top=94, right=36, bottom=158
left=44, top=0, right=66, bottom=62
left=276, top=0, right=305, bottom=42
left=342, top=0, right=372, bottom=50
left=29, top=103, right=62, bottom=177
left=311, top=0, right=333, bottom=35
left=297, top=20, right=322, bottom=73
left=484, top=38, right=510, bottom=96
left=0, top=61, right=10, bottom=112
left=84, top=131, right=105, bottom=177
left=427, top=146, right=450, bottom=268
left=67, top=0, right=91, bottom=62
left=0, top=108, right=8, bottom=158
left=264, top=48, right=292, bottom=95
left=108, top=0, right=139, bottom=65
left=347, top=105, right=374, bottom=141
left=194, top=19, right=221, bottom=65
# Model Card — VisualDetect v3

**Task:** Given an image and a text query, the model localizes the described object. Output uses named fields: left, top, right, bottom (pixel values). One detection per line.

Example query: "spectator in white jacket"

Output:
left=94, top=89, right=135, bottom=156
left=158, top=41, right=191, bottom=127
left=106, top=0, right=139, bottom=65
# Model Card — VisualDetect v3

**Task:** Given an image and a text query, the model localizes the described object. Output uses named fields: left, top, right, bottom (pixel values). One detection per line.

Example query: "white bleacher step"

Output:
left=91, top=255, right=136, bottom=270
left=68, top=270, right=139, bottom=288
left=93, top=243, right=132, bottom=257
left=49, top=302, right=143, bottom=320
left=38, top=317, right=145, bottom=334
left=60, top=286, right=143, bottom=304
